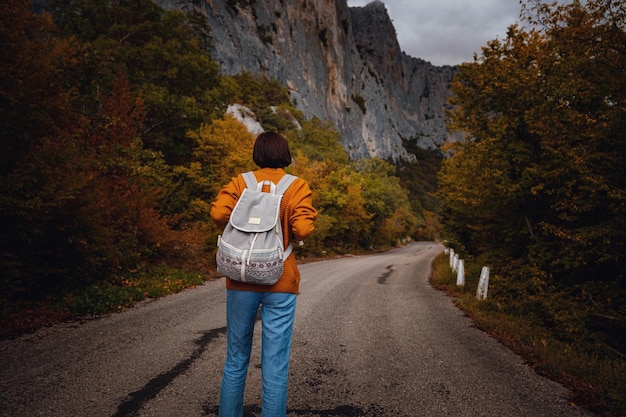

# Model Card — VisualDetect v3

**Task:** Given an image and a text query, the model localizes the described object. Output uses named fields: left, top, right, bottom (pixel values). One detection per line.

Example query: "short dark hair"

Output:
left=253, top=132, right=292, bottom=168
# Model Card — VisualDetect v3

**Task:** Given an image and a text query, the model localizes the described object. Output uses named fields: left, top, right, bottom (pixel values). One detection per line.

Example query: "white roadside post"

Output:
left=449, top=249, right=455, bottom=269
left=456, top=259, right=465, bottom=286
left=452, top=254, right=459, bottom=273
left=476, top=266, right=490, bottom=300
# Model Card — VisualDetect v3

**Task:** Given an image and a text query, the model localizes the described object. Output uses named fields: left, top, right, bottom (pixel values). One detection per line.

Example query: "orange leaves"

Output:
left=97, top=72, right=146, bottom=148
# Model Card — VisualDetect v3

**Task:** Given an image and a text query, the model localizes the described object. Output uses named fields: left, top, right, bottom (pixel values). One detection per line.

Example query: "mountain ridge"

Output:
left=156, top=0, right=461, bottom=161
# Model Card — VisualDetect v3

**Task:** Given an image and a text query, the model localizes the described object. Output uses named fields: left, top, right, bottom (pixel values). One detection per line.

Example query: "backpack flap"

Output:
left=228, top=188, right=282, bottom=233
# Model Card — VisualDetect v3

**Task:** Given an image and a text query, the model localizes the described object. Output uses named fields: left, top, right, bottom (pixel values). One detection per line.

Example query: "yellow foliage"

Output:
left=187, top=114, right=257, bottom=191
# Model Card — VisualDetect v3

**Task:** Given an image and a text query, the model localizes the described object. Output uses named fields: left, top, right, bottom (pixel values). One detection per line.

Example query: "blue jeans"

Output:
left=219, top=290, right=297, bottom=417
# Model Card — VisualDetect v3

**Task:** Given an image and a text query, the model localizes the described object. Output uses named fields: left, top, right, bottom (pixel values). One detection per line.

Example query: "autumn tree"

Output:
left=1, top=0, right=210, bottom=301
left=355, top=159, right=419, bottom=247
left=442, top=0, right=625, bottom=281
left=45, top=0, right=227, bottom=165
left=171, top=115, right=257, bottom=223
left=0, top=0, right=86, bottom=298
left=287, top=117, right=349, bottom=166
left=517, top=0, right=626, bottom=286
left=311, top=164, right=373, bottom=251
left=439, top=0, right=625, bottom=357
left=228, top=72, right=296, bottom=132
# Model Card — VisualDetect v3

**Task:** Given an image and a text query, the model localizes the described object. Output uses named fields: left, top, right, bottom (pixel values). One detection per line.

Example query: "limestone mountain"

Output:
left=156, top=0, right=461, bottom=161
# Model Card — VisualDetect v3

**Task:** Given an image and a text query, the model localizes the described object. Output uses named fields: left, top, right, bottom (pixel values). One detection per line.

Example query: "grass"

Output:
left=63, top=265, right=206, bottom=315
left=0, top=264, right=208, bottom=339
left=430, top=252, right=626, bottom=417
left=0, top=249, right=361, bottom=339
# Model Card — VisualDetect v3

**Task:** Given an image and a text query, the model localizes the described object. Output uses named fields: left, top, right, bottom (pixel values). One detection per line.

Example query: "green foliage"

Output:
left=223, top=72, right=307, bottom=133
left=64, top=265, right=204, bottom=316
left=229, top=72, right=287, bottom=106
left=398, top=144, right=443, bottom=211
left=396, top=143, right=445, bottom=240
left=47, top=0, right=225, bottom=165
left=287, top=117, right=349, bottom=165
left=355, top=159, right=419, bottom=246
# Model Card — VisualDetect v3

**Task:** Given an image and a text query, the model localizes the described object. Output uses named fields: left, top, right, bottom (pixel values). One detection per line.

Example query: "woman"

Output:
left=210, top=132, right=317, bottom=417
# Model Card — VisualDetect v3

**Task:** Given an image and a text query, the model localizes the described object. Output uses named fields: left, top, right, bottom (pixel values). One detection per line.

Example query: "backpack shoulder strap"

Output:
left=241, top=171, right=258, bottom=190
left=276, top=174, right=298, bottom=195
left=242, top=171, right=298, bottom=195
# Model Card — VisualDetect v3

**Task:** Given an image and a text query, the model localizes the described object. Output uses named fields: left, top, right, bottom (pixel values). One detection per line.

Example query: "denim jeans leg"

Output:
left=259, top=292, right=297, bottom=417
left=220, top=290, right=261, bottom=417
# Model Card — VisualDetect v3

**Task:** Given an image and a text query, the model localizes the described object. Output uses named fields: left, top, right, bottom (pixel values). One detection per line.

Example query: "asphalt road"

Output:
left=0, top=242, right=594, bottom=417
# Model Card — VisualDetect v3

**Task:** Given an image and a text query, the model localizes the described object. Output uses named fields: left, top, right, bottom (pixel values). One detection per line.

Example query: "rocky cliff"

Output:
left=155, top=0, right=460, bottom=161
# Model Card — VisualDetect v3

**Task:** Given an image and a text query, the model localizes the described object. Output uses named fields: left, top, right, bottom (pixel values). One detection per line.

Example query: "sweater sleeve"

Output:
left=209, top=176, right=243, bottom=230
left=289, top=179, right=317, bottom=241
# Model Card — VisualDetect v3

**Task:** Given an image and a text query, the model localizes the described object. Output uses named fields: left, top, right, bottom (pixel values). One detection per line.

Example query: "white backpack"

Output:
left=216, top=171, right=297, bottom=285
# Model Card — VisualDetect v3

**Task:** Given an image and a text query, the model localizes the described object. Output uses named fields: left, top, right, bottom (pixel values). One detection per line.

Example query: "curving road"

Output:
left=0, top=242, right=593, bottom=417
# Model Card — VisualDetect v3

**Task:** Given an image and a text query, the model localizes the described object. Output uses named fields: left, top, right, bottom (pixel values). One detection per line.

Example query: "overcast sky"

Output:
left=346, top=0, right=524, bottom=66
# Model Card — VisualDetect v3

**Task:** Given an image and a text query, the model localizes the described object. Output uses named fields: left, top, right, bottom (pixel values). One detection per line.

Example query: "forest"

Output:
left=1, top=0, right=625, bottom=413
left=1, top=0, right=439, bottom=329
left=437, top=0, right=625, bottom=414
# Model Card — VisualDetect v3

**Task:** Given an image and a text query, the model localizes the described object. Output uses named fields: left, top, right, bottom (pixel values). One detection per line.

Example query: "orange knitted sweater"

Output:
left=210, top=168, right=317, bottom=294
